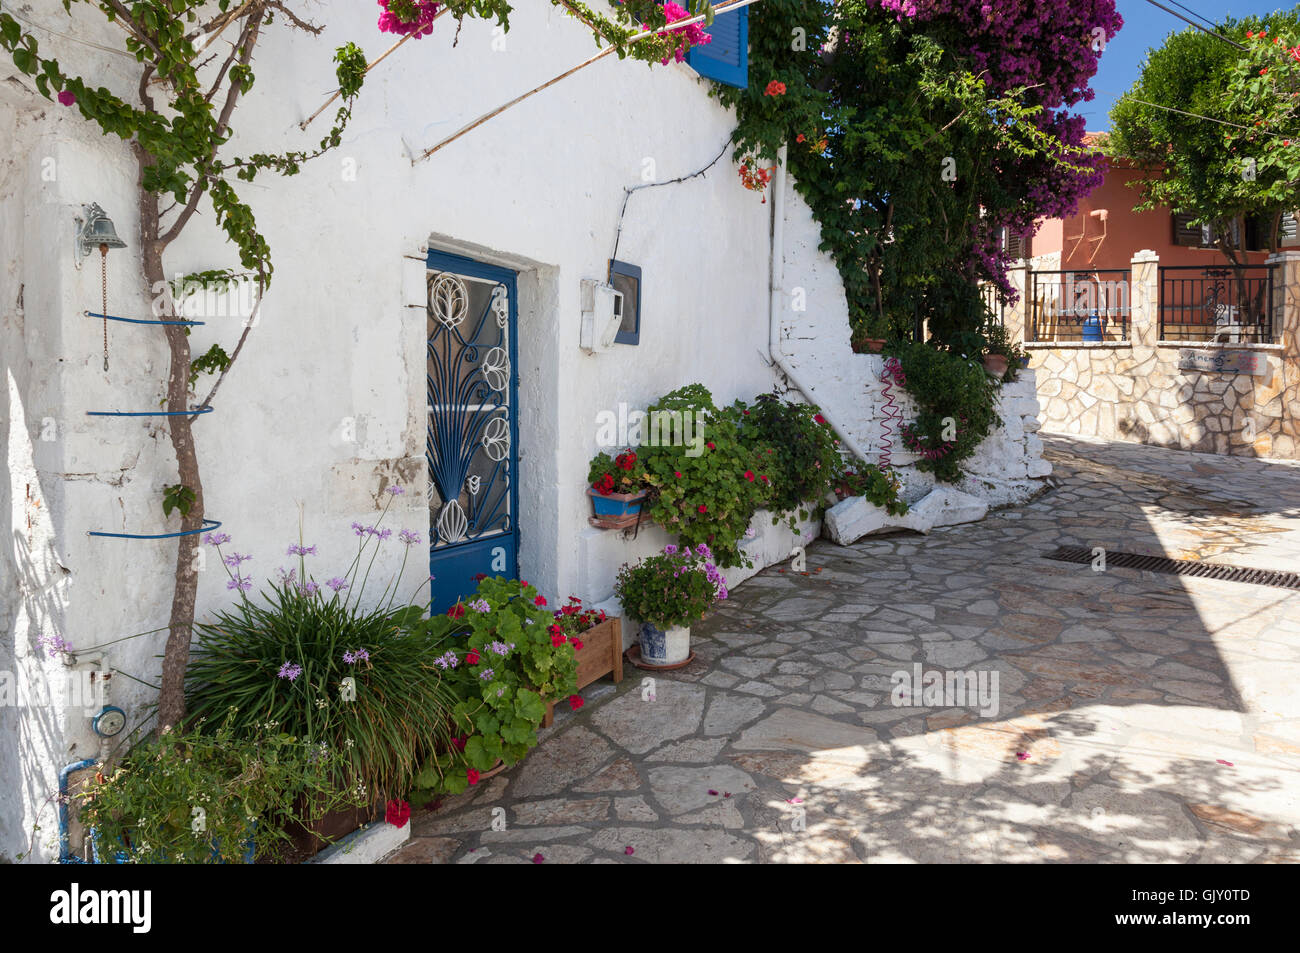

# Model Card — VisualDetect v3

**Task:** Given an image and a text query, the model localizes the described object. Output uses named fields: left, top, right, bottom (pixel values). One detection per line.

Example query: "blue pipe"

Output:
left=58, top=758, right=98, bottom=864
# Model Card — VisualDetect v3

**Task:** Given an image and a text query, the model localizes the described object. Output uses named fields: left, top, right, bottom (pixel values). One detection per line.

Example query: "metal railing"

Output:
left=980, top=283, right=1006, bottom=327
left=1028, top=269, right=1131, bottom=343
left=1158, top=264, right=1276, bottom=343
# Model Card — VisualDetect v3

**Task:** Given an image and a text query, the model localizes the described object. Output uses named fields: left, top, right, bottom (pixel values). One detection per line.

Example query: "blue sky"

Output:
left=1080, top=0, right=1296, bottom=130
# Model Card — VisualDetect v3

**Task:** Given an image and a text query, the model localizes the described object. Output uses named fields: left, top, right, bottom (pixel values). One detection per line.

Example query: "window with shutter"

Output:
left=1171, top=212, right=1202, bottom=246
left=684, top=6, right=748, bottom=88
left=1003, top=228, right=1026, bottom=260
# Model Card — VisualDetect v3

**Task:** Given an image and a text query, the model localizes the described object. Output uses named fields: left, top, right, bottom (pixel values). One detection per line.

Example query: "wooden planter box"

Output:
left=543, top=616, right=623, bottom=727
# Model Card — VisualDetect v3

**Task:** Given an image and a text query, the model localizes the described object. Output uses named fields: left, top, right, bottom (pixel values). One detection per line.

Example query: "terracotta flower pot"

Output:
left=983, top=353, right=1009, bottom=378
left=861, top=337, right=886, bottom=353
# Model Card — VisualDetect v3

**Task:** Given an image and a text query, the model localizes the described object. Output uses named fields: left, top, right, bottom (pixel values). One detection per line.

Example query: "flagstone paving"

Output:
left=389, top=434, right=1300, bottom=864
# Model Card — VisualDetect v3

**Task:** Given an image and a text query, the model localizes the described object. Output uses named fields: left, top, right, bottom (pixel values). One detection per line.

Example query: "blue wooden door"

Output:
left=425, top=250, right=520, bottom=612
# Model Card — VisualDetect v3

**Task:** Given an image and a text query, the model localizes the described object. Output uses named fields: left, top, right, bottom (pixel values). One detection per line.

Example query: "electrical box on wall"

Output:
left=579, top=279, right=624, bottom=353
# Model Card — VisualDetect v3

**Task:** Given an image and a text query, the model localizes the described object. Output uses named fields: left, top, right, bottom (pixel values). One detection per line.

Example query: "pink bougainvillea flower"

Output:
left=377, top=0, right=441, bottom=38
left=708, top=789, right=719, bottom=796
left=1216, top=759, right=1234, bottom=766
left=624, top=846, right=635, bottom=855
left=1016, top=752, right=1030, bottom=761
left=656, top=2, right=712, bottom=64
left=532, top=852, right=545, bottom=863
left=786, top=797, right=803, bottom=804
left=57, top=90, right=76, bottom=106
left=385, top=799, right=411, bottom=828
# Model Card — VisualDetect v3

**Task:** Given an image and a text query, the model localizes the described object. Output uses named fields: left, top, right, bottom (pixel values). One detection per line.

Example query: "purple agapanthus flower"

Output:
left=326, top=577, right=349, bottom=593
left=469, top=598, right=491, bottom=613
left=278, top=661, right=303, bottom=681
left=37, top=633, right=72, bottom=658
left=386, top=485, right=405, bottom=495
left=204, top=532, right=231, bottom=546
left=287, top=544, right=317, bottom=556
left=399, top=529, right=422, bottom=546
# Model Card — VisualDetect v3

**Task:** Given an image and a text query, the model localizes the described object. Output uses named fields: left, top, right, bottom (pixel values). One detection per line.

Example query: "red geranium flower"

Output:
left=451, top=736, right=467, bottom=752
left=551, top=632, right=567, bottom=647
left=796, top=133, right=806, bottom=143
left=467, top=768, right=480, bottom=785
left=569, top=694, right=585, bottom=711
left=707, top=441, right=716, bottom=449
left=744, top=470, right=755, bottom=481
left=674, top=470, right=682, bottom=478
left=534, top=595, right=547, bottom=607
left=814, top=413, right=826, bottom=424
left=385, top=799, right=411, bottom=828
left=447, top=603, right=465, bottom=619
left=759, top=475, right=769, bottom=483
left=572, top=638, right=584, bottom=651
left=466, top=649, right=481, bottom=665
left=764, top=80, right=786, bottom=96
left=698, top=504, right=708, bottom=513
left=548, top=623, right=562, bottom=635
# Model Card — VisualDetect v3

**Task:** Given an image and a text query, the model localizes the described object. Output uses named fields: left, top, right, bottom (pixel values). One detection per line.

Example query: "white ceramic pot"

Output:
left=638, top=622, right=691, bottom=666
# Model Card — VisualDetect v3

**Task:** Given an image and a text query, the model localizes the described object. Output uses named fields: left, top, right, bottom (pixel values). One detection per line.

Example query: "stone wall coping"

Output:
left=1155, top=341, right=1284, bottom=351
left=1023, top=341, right=1133, bottom=349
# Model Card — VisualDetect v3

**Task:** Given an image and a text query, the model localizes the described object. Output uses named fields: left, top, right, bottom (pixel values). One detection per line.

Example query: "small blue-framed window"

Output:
left=684, top=5, right=748, bottom=89
left=608, top=259, right=642, bottom=346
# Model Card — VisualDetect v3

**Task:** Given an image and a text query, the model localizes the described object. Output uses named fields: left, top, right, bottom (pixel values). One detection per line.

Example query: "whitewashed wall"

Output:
left=0, top=2, right=1047, bottom=861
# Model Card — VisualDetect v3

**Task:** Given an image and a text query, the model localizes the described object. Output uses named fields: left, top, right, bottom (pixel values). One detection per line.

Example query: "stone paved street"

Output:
left=390, top=435, right=1300, bottom=864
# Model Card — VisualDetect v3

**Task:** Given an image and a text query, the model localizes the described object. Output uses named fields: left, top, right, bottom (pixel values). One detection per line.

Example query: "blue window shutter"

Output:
left=684, top=6, right=748, bottom=88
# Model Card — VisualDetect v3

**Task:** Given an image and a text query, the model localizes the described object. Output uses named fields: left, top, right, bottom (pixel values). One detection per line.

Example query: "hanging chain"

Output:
left=100, top=246, right=109, bottom=372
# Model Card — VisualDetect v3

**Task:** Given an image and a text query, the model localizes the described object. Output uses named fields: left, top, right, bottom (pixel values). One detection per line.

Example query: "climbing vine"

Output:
left=711, top=0, right=1119, bottom=344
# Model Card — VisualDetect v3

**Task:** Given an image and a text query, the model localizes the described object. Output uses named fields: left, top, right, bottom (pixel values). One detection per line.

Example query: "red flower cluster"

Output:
left=466, top=649, right=481, bottom=665
left=552, top=595, right=606, bottom=643
left=447, top=603, right=465, bottom=619
left=592, top=472, right=616, bottom=495
left=569, top=694, right=585, bottom=711
left=738, top=163, right=773, bottom=200
left=764, top=80, right=787, bottom=96
left=615, top=451, right=637, bottom=471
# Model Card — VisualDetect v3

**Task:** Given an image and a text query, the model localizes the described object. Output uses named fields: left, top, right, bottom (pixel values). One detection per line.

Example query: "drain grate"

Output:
left=1044, top=545, right=1300, bottom=591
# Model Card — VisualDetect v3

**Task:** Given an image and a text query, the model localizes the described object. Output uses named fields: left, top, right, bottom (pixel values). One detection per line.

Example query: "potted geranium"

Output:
left=587, top=448, right=650, bottom=529
left=615, top=544, right=727, bottom=667
left=551, top=595, right=623, bottom=701
left=983, top=323, right=1025, bottom=380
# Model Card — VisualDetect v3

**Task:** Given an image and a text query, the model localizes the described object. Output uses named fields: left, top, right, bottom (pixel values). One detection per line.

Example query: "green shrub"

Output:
left=835, top=464, right=908, bottom=516
left=408, top=577, right=578, bottom=800
left=185, top=502, right=455, bottom=800
left=638, top=384, right=773, bottom=568
left=79, top=713, right=363, bottom=864
left=886, top=339, right=1001, bottom=483
left=735, top=392, right=841, bottom=529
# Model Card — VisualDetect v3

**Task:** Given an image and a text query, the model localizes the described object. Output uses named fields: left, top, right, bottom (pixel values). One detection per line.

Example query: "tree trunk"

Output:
left=136, top=145, right=203, bottom=731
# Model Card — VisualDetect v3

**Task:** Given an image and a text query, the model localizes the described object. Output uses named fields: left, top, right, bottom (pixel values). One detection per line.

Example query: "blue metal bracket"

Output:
left=85, top=309, right=205, bottom=327
left=89, top=518, right=222, bottom=540
left=86, top=408, right=214, bottom=417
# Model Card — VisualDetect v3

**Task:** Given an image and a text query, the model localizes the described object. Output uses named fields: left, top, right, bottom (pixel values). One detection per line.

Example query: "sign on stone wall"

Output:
left=1177, top=349, right=1269, bottom=376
